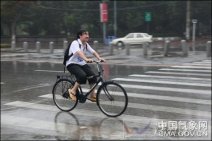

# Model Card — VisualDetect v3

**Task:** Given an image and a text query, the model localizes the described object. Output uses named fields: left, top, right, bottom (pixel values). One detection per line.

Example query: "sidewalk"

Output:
left=1, top=47, right=211, bottom=66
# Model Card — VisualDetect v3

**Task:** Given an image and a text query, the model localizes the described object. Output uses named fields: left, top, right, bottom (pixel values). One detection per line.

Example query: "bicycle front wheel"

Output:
left=97, top=81, right=128, bottom=117
left=52, top=79, right=78, bottom=112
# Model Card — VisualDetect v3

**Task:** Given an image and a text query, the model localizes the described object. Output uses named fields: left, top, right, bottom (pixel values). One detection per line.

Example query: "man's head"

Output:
left=77, top=29, right=89, bottom=42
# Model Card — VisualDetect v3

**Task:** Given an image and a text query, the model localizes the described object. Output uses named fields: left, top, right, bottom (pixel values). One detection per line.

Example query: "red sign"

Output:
left=100, top=3, right=108, bottom=23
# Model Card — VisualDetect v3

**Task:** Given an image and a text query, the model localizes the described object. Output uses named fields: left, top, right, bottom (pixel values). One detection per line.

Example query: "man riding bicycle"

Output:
left=65, top=30, right=105, bottom=102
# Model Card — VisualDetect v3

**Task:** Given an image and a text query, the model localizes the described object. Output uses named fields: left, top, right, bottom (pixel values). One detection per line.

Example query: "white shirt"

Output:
left=66, top=39, right=95, bottom=66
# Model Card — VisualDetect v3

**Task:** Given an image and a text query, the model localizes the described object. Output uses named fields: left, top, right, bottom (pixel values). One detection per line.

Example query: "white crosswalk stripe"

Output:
left=38, top=94, right=211, bottom=117
left=2, top=60, right=211, bottom=139
left=146, top=71, right=211, bottom=76
left=37, top=93, right=211, bottom=117
left=170, top=65, right=211, bottom=69
left=39, top=93, right=211, bottom=105
left=112, top=78, right=210, bottom=87
left=119, top=84, right=210, bottom=95
left=129, top=74, right=211, bottom=81
left=159, top=68, right=211, bottom=73
left=4, top=101, right=160, bottom=123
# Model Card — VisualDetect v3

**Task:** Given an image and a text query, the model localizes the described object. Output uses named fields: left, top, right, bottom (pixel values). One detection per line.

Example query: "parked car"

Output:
left=110, top=33, right=153, bottom=48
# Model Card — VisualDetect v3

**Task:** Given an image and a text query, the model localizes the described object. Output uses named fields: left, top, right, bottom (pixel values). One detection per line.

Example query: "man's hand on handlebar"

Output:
left=98, top=58, right=105, bottom=62
left=86, top=58, right=93, bottom=63
left=86, top=58, right=106, bottom=63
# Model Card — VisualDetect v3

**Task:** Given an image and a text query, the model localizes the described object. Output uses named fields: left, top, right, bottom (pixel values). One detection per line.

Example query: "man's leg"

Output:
left=89, top=83, right=96, bottom=98
left=82, top=65, right=97, bottom=100
left=67, top=64, right=87, bottom=101
left=69, top=81, right=80, bottom=101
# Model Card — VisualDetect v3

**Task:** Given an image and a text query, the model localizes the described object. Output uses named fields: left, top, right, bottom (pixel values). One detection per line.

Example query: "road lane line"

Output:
left=4, top=100, right=211, bottom=118
left=98, top=101, right=211, bottom=118
left=112, top=78, right=211, bottom=87
left=129, top=74, right=211, bottom=81
left=145, top=71, right=211, bottom=77
left=35, top=70, right=64, bottom=73
left=183, top=63, right=211, bottom=66
left=170, top=65, right=211, bottom=69
left=159, top=68, right=211, bottom=73
left=12, top=83, right=51, bottom=93
left=2, top=115, right=60, bottom=131
left=120, top=84, right=211, bottom=95
left=199, top=60, right=211, bottom=62
left=3, top=101, right=160, bottom=123
left=1, top=114, right=80, bottom=135
left=202, top=59, right=211, bottom=61
left=39, top=93, right=211, bottom=105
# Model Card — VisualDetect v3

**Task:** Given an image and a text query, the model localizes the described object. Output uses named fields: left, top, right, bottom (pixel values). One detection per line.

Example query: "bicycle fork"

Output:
left=102, top=86, right=114, bottom=101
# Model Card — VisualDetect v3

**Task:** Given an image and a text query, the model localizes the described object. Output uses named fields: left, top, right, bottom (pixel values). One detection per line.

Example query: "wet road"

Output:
left=1, top=60, right=211, bottom=140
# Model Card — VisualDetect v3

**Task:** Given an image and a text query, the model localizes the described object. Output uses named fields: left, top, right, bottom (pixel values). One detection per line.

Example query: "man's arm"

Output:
left=76, top=51, right=92, bottom=62
left=93, top=51, right=105, bottom=62
left=93, top=51, right=101, bottom=60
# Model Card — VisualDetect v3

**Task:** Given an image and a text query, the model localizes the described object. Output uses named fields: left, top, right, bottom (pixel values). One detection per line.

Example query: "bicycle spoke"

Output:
left=52, top=79, right=78, bottom=111
left=97, top=82, right=128, bottom=117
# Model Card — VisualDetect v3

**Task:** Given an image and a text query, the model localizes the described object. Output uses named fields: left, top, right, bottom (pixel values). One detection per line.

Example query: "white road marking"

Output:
left=4, top=100, right=211, bottom=119
left=129, top=74, right=211, bottom=81
left=35, top=70, right=64, bottom=73
left=183, top=63, right=211, bottom=66
left=146, top=71, right=211, bottom=77
left=40, top=93, right=211, bottom=105
left=99, top=101, right=211, bottom=118
left=112, top=78, right=211, bottom=87
left=1, top=114, right=78, bottom=134
left=170, top=65, right=211, bottom=69
left=4, top=101, right=160, bottom=123
left=120, top=84, right=211, bottom=95
left=12, top=83, right=51, bottom=93
left=159, top=68, right=211, bottom=73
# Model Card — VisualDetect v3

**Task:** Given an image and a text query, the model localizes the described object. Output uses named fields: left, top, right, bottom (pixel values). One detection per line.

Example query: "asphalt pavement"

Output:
left=1, top=46, right=211, bottom=140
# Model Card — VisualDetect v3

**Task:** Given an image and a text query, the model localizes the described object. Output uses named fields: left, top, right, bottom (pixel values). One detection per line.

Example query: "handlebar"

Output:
left=93, top=60, right=104, bottom=63
left=87, top=59, right=105, bottom=76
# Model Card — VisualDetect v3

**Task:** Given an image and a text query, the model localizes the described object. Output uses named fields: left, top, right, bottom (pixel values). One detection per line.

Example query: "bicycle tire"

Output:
left=97, top=81, right=128, bottom=117
left=52, top=78, right=78, bottom=112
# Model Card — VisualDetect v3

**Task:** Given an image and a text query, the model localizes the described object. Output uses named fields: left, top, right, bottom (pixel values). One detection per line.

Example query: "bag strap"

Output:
left=64, top=40, right=86, bottom=73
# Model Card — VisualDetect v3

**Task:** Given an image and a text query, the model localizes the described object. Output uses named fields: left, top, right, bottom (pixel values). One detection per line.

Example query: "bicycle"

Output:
left=52, top=60, right=128, bottom=117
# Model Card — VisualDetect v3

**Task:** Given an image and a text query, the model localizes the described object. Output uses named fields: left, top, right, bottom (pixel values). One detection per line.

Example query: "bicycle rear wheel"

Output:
left=52, top=79, right=78, bottom=112
left=97, top=81, right=128, bottom=117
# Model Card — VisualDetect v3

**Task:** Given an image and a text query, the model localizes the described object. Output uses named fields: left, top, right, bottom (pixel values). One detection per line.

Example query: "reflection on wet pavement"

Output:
left=1, top=60, right=211, bottom=140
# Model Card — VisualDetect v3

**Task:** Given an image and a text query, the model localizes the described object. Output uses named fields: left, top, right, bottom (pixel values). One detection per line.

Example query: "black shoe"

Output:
left=62, top=91, right=70, bottom=99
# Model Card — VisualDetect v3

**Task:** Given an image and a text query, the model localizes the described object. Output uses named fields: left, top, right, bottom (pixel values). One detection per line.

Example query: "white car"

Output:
left=110, top=33, right=153, bottom=48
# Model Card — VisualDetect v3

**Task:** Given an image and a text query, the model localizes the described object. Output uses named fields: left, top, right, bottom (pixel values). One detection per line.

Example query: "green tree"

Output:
left=1, top=1, right=211, bottom=41
left=1, top=1, right=35, bottom=41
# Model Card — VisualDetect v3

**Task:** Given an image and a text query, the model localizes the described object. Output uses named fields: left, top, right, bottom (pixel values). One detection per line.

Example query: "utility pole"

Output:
left=100, top=2, right=108, bottom=44
left=114, top=0, right=117, bottom=37
left=185, top=0, right=191, bottom=40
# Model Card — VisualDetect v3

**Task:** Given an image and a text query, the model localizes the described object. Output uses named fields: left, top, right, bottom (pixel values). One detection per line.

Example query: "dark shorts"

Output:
left=67, top=64, right=97, bottom=84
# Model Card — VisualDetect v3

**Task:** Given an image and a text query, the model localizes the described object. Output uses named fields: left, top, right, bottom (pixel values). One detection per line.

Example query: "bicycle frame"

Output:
left=78, top=74, right=103, bottom=98
left=77, top=61, right=112, bottom=101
